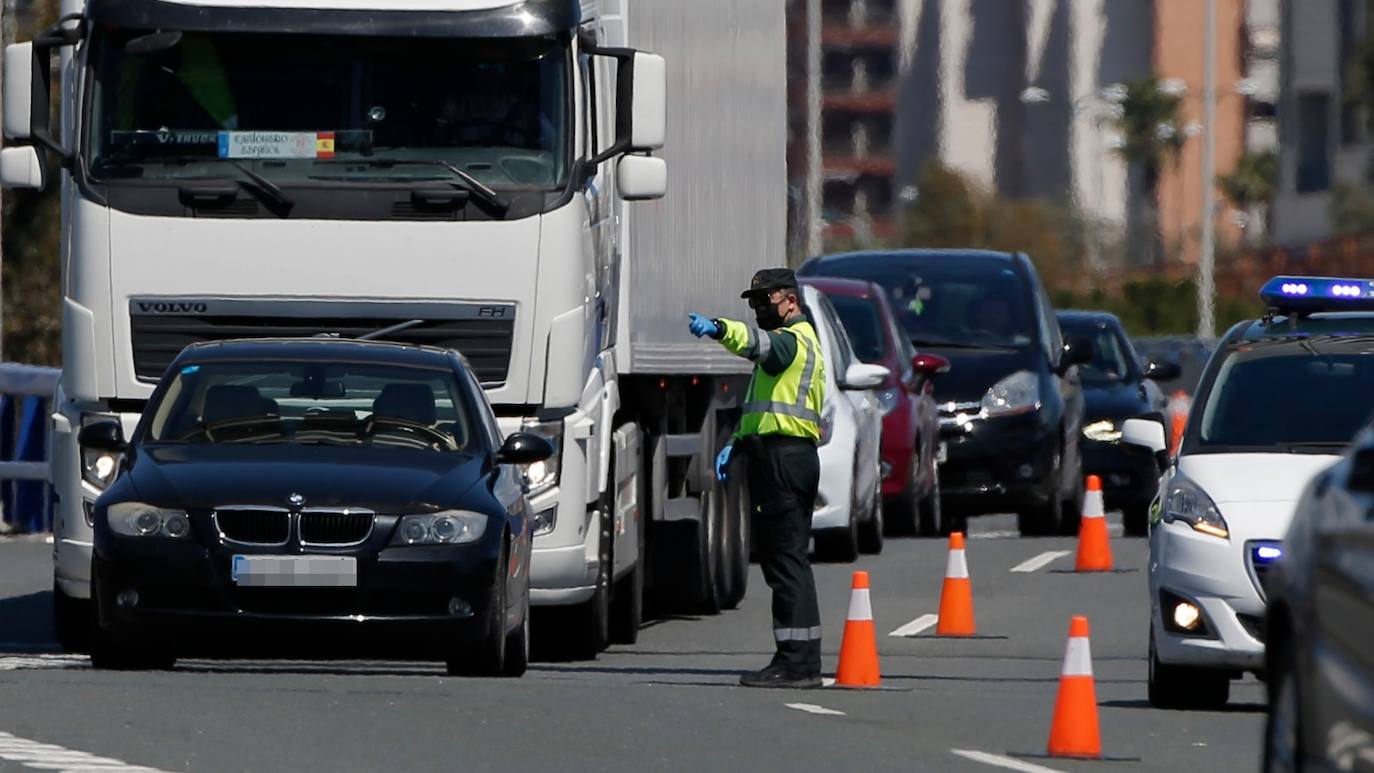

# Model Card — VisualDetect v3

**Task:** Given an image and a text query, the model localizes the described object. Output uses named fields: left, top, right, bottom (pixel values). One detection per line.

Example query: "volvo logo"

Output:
left=135, top=301, right=208, bottom=314
left=288, top=493, right=306, bottom=507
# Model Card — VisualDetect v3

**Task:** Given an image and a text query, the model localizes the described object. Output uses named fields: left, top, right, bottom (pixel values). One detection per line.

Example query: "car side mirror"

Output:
left=1062, top=336, right=1094, bottom=368
left=78, top=420, right=127, bottom=453
left=1145, top=360, right=1183, bottom=382
left=842, top=362, right=889, bottom=390
left=1120, top=418, right=1167, bottom=455
left=912, top=353, right=951, bottom=378
left=495, top=432, right=555, bottom=466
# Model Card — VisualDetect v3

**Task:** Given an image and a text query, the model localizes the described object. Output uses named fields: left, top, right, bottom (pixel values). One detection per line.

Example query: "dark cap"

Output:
left=740, top=268, right=799, bottom=298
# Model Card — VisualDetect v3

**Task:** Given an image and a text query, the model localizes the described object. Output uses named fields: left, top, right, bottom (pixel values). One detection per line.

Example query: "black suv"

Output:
left=799, top=250, right=1091, bottom=536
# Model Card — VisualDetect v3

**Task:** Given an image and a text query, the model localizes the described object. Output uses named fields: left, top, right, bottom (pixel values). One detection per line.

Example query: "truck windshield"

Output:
left=87, top=30, right=570, bottom=191
left=1195, top=338, right=1374, bottom=452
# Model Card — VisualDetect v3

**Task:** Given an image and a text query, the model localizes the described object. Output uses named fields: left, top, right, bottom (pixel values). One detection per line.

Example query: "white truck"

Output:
left=1, top=0, right=786, bottom=657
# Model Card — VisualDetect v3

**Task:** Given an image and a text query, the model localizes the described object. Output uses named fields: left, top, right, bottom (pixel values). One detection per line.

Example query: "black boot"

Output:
left=739, top=664, right=822, bottom=689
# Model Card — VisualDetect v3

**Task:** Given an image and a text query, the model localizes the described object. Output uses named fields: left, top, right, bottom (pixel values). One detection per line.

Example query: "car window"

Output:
left=143, top=359, right=481, bottom=454
left=807, top=295, right=851, bottom=378
left=1060, top=321, right=1134, bottom=385
left=808, top=259, right=1035, bottom=350
left=1195, top=338, right=1374, bottom=451
left=827, top=295, right=888, bottom=364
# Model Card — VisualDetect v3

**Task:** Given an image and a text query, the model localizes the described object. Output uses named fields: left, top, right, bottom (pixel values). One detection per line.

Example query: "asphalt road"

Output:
left=0, top=517, right=1264, bottom=773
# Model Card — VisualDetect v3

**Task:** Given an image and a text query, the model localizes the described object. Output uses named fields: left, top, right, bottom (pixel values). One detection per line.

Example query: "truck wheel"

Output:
left=697, top=480, right=726, bottom=615
left=723, top=465, right=750, bottom=609
left=53, top=583, right=93, bottom=654
left=1148, top=630, right=1230, bottom=709
left=448, top=537, right=508, bottom=676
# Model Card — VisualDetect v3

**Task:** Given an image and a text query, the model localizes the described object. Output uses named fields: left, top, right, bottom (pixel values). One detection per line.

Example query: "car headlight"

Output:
left=981, top=370, right=1040, bottom=418
left=1163, top=476, right=1229, bottom=539
left=81, top=415, right=123, bottom=490
left=106, top=503, right=190, bottom=539
left=876, top=388, right=901, bottom=416
left=392, top=511, right=489, bottom=546
left=1082, top=419, right=1122, bottom=442
left=518, top=419, right=563, bottom=497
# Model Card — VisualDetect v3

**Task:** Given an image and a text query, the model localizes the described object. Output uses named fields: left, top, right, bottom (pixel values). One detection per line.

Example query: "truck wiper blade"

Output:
left=226, top=160, right=294, bottom=211
left=321, top=158, right=508, bottom=213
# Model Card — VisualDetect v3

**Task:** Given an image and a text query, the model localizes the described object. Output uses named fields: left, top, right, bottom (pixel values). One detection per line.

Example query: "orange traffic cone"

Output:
left=835, top=571, right=881, bottom=686
left=936, top=532, right=976, bottom=637
left=1168, top=391, right=1190, bottom=455
left=1047, top=616, right=1102, bottom=759
left=1075, top=476, right=1114, bottom=572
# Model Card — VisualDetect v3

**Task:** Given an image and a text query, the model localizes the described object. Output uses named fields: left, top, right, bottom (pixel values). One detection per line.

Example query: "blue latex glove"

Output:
left=688, top=312, right=720, bottom=339
left=715, top=441, right=734, bottom=481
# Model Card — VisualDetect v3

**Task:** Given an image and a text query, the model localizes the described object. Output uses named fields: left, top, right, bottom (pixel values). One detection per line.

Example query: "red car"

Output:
left=803, top=278, right=952, bottom=536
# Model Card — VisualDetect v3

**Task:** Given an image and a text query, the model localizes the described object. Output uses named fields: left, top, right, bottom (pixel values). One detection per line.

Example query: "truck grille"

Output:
left=129, top=311, right=515, bottom=385
left=300, top=511, right=374, bottom=546
left=216, top=509, right=290, bottom=545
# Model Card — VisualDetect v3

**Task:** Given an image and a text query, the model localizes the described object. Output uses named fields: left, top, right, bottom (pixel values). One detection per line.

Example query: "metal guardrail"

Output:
left=0, top=364, right=60, bottom=534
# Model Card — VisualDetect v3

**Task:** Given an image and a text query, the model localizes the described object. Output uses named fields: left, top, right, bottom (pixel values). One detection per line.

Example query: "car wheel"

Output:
left=921, top=471, right=945, bottom=537
left=1148, top=629, right=1230, bottom=709
left=1123, top=503, right=1151, bottom=537
left=502, top=573, right=530, bottom=678
left=1263, top=639, right=1304, bottom=773
left=859, top=480, right=884, bottom=555
left=52, top=583, right=93, bottom=654
left=448, top=537, right=508, bottom=677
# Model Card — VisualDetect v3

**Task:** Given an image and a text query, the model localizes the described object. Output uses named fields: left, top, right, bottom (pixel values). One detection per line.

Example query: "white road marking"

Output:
left=821, top=677, right=835, bottom=687
left=969, top=530, right=1020, bottom=540
left=0, top=655, right=87, bottom=672
left=951, top=749, right=1065, bottom=773
left=785, top=703, right=846, bottom=716
left=1010, top=550, right=1073, bottom=573
left=889, top=613, right=939, bottom=637
left=0, top=731, right=172, bottom=772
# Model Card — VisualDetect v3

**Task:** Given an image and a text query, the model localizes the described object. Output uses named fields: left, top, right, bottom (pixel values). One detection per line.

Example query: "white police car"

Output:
left=1120, top=276, right=1374, bottom=709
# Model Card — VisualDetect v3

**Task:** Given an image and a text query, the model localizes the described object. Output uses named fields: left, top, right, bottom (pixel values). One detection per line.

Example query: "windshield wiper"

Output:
left=319, top=158, right=509, bottom=214
left=1286, top=441, right=1349, bottom=453
left=226, top=160, right=294, bottom=211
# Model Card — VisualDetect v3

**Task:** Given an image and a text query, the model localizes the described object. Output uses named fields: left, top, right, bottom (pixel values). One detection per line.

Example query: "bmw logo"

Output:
left=288, top=493, right=306, bottom=507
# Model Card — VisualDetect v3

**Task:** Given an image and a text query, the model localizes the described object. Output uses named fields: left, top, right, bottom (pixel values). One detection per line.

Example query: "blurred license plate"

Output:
left=232, top=555, right=357, bottom=587
left=936, top=442, right=948, bottom=464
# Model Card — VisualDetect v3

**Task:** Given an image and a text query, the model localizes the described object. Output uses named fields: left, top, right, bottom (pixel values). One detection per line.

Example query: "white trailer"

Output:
left=0, top=0, right=786, bottom=657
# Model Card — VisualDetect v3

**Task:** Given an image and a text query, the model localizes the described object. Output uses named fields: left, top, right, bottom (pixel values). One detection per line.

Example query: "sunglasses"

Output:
left=747, top=290, right=792, bottom=309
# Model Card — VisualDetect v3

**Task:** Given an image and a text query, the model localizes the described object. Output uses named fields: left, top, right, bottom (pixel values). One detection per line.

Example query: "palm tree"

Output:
left=1217, top=149, right=1277, bottom=245
left=1111, top=77, right=1185, bottom=268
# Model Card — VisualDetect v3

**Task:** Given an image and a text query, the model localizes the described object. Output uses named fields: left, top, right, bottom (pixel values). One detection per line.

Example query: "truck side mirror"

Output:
left=627, top=52, right=666, bottom=151
left=0, top=146, right=44, bottom=189
left=3, top=42, right=34, bottom=141
left=617, top=154, right=666, bottom=200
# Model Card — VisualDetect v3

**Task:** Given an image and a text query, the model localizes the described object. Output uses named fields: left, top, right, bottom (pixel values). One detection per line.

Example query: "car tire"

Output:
left=502, top=575, right=530, bottom=678
left=1058, top=456, right=1085, bottom=537
left=52, top=583, right=93, bottom=654
left=921, top=472, right=945, bottom=537
left=448, top=537, right=508, bottom=677
left=721, top=461, right=750, bottom=610
left=1123, top=503, right=1150, bottom=537
left=858, top=484, right=884, bottom=555
left=888, top=454, right=922, bottom=537
left=1148, top=629, right=1230, bottom=709
left=1263, top=637, right=1304, bottom=773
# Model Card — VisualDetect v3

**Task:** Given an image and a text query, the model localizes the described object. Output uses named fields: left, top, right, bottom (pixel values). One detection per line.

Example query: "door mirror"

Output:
left=1062, top=336, right=1095, bottom=367
left=3, top=42, right=34, bottom=141
left=495, top=432, right=555, bottom=466
left=842, top=362, right=889, bottom=390
left=78, top=421, right=127, bottom=453
left=1145, top=360, right=1183, bottom=382
left=0, top=146, right=44, bottom=189
left=628, top=52, right=666, bottom=151
left=1120, top=418, right=1167, bottom=455
left=912, top=353, right=951, bottom=378
left=617, top=154, right=666, bottom=200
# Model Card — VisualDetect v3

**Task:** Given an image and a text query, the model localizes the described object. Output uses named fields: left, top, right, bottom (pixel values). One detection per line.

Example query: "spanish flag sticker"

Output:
left=316, top=132, right=336, bottom=159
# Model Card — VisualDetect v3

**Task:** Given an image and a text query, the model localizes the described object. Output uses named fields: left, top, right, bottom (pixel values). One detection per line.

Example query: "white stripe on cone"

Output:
left=1061, top=637, right=1094, bottom=677
left=945, top=548, right=969, bottom=580
left=846, top=588, right=873, bottom=621
left=1082, top=489, right=1105, bottom=519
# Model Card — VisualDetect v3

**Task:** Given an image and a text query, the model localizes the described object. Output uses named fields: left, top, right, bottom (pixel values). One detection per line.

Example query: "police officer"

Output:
left=688, top=268, right=825, bottom=689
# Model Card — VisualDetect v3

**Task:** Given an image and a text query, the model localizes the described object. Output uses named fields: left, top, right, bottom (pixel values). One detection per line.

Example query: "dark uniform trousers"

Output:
left=741, top=433, right=822, bottom=675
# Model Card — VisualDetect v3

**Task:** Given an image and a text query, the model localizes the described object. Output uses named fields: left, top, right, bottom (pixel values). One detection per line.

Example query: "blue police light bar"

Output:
left=1260, top=276, right=1374, bottom=314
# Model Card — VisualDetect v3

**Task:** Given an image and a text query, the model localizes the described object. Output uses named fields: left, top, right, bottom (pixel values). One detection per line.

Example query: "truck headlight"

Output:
left=106, top=503, right=190, bottom=539
left=392, top=511, right=489, bottom=546
left=1163, top=477, right=1229, bottom=540
left=1082, top=419, right=1122, bottom=442
left=518, top=419, right=563, bottom=496
left=81, top=415, right=123, bottom=490
left=981, top=370, right=1040, bottom=418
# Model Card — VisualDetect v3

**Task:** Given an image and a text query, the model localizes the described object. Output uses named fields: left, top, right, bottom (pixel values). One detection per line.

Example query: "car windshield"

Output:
left=87, top=30, right=570, bottom=190
left=1060, top=321, right=1134, bottom=385
left=143, top=360, right=480, bottom=453
left=827, top=295, right=888, bottom=363
left=1196, top=338, right=1374, bottom=451
left=809, top=259, right=1035, bottom=349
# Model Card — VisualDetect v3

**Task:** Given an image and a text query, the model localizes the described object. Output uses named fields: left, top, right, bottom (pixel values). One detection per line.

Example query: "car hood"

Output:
left=1081, top=381, right=1150, bottom=421
left=1178, top=453, right=1341, bottom=505
left=920, top=346, right=1038, bottom=403
left=123, top=444, right=490, bottom=512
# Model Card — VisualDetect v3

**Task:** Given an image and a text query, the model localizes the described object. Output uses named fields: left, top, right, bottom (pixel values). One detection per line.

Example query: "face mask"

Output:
left=751, top=296, right=787, bottom=330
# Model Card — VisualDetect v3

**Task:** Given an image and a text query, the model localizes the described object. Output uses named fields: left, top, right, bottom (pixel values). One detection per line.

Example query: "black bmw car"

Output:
left=1056, top=311, right=1180, bottom=535
left=85, top=338, right=552, bottom=676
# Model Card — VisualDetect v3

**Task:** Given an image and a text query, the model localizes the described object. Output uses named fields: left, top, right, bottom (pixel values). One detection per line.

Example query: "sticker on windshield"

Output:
left=217, top=131, right=336, bottom=160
